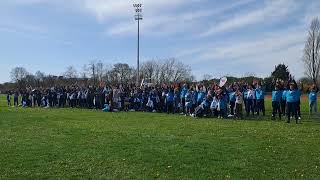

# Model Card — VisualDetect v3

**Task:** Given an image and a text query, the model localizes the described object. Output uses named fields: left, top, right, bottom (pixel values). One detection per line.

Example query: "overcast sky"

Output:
left=0, top=0, right=319, bottom=83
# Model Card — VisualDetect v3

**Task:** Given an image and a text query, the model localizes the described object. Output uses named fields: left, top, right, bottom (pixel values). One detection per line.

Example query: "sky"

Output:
left=0, top=0, right=319, bottom=83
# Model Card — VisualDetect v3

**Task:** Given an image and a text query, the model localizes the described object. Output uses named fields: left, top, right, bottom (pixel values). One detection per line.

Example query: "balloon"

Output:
left=219, top=77, right=227, bottom=87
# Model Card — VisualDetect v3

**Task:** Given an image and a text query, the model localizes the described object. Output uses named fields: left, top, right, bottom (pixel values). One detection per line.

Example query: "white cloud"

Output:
left=199, top=0, right=298, bottom=37
left=176, top=26, right=307, bottom=78
left=104, top=0, right=255, bottom=36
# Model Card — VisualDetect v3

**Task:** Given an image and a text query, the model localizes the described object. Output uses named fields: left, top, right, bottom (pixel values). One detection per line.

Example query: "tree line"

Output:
left=5, top=58, right=194, bottom=90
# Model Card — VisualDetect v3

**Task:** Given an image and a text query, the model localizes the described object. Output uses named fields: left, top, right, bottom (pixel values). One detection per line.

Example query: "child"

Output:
left=235, top=89, right=243, bottom=119
left=286, top=82, right=299, bottom=124
left=166, top=88, right=174, bottom=114
left=308, top=84, right=318, bottom=113
left=7, top=93, right=11, bottom=106
left=185, top=90, right=192, bottom=116
left=246, top=85, right=255, bottom=117
left=255, top=84, right=265, bottom=116
left=271, top=85, right=282, bottom=120
left=14, top=91, right=19, bottom=107
left=281, top=88, right=287, bottom=116
left=210, top=95, right=218, bottom=117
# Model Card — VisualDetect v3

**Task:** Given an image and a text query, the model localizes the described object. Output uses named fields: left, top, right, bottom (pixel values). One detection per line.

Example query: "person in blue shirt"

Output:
left=272, top=85, right=282, bottom=120
left=180, top=84, right=188, bottom=114
left=166, top=88, right=175, bottom=114
left=173, top=88, right=181, bottom=113
left=197, top=87, right=206, bottom=106
left=286, top=82, right=299, bottom=124
left=281, top=88, right=288, bottom=116
left=185, top=90, right=193, bottom=116
left=308, top=84, right=318, bottom=114
left=255, top=84, right=265, bottom=116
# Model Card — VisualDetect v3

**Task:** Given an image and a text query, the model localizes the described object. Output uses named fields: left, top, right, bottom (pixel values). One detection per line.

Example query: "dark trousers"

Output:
left=256, top=99, right=265, bottom=115
left=246, top=99, right=254, bottom=116
left=181, top=98, right=186, bottom=113
left=280, top=99, right=286, bottom=115
left=235, top=103, right=243, bottom=119
left=230, top=101, right=235, bottom=115
left=287, top=102, right=298, bottom=123
left=272, top=101, right=281, bottom=119
left=166, top=101, right=174, bottom=114
left=14, top=98, right=19, bottom=106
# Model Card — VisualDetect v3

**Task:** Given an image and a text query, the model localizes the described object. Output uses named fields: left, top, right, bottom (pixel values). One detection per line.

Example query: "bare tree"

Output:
left=303, top=17, right=320, bottom=85
left=111, top=63, right=134, bottom=84
left=10, top=67, right=29, bottom=83
left=96, top=61, right=104, bottom=82
left=141, top=60, right=159, bottom=82
left=202, top=74, right=213, bottom=81
left=80, top=64, right=88, bottom=79
left=35, top=71, right=45, bottom=87
left=63, top=66, right=78, bottom=79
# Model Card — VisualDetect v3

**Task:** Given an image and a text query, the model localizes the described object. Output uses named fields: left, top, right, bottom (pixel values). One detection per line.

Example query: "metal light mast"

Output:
left=133, top=3, right=143, bottom=85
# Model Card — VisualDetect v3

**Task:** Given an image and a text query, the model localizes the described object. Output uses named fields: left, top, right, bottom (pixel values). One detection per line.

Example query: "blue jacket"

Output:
left=272, top=90, right=282, bottom=102
left=309, top=90, right=317, bottom=102
left=255, top=89, right=264, bottom=100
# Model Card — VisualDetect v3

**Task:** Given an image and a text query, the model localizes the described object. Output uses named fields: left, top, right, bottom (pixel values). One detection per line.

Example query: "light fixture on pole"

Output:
left=133, top=3, right=143, bottom=85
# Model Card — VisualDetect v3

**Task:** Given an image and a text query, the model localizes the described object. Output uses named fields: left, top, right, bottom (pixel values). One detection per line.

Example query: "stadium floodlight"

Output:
left=133, top=3, right=143, bottom=85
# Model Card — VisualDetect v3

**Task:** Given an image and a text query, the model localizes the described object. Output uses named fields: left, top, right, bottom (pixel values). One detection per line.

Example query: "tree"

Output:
left=271, top=64, right=290, bottom=81
left=35, top=71, right=45, bottom=87
left=10, top=67, right=29, bottom=83
left=302, top=17, right=320, bottom=85
left=96, top=61, right=104, bottom=82
left=111, top=63, right=135, bottom=84
left=202, top=74, right=213, bottom=81
left=63, top=66, right=78, bottom=79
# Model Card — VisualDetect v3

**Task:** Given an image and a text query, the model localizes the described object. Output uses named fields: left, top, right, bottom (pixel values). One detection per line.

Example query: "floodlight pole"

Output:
left=134, top=3, right=143, bottom=85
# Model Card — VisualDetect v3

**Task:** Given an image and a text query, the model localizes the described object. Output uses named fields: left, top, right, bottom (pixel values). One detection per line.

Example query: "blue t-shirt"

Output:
left=180, top=87, right=188, bottom=99
left=166, top=92, right=174, bottom=102
left=282, top=90, right=287, bottom=101
left=272, top=90, right=282, bottom=102
left=286, top=90, right=299, bottom=103
left=229, top=92, right=236, bottom=102
left=243, top=91, right=248, bottom=100
left=309, top=90, right=317, bottom=102
left=197, top=91, right=205, bottom=103
left=255, top=89, right=265, bottom=100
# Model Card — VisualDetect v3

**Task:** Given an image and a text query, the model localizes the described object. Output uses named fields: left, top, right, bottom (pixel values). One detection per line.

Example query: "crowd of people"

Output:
left=5, top=78, right=319, bottom=124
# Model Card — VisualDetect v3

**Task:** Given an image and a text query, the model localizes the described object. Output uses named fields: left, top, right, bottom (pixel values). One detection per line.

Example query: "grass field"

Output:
left=0, top=95, right=320, bottom=179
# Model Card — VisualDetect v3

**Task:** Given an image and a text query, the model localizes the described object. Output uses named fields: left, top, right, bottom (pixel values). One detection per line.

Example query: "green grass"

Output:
left=0, top=95, right=320, bottom=179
